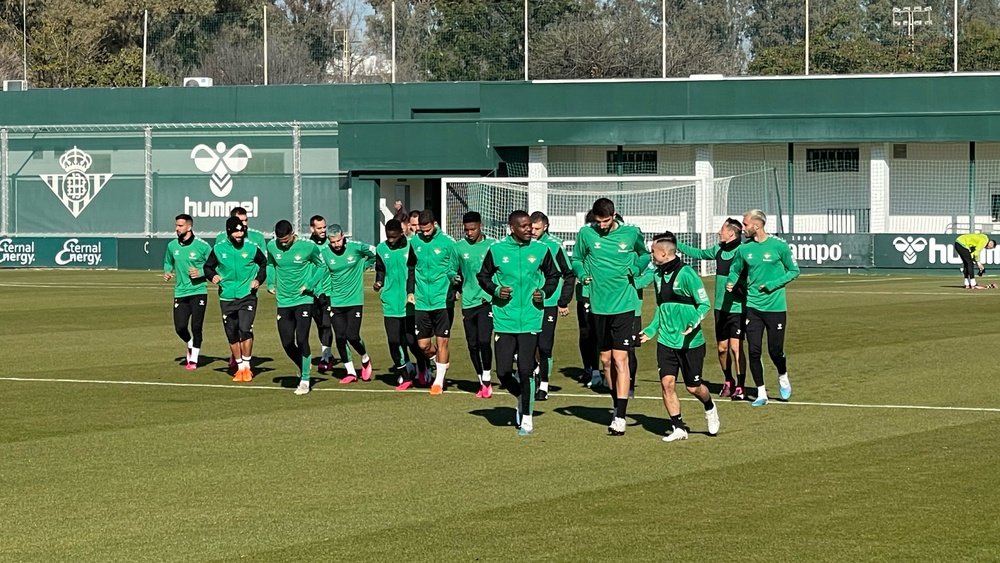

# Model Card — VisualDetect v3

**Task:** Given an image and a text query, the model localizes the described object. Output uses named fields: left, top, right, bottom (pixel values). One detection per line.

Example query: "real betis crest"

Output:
left=40, top=147, right=112, bottom=218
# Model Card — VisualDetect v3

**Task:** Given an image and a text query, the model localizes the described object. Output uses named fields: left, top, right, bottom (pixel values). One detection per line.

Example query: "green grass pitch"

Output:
left=1, top=270, right=999, bottom=561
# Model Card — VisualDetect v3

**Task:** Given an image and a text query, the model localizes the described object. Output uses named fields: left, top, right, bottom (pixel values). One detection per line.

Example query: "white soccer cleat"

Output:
left=778, top=374, right=792, bottom=400
left=705, top=405, right=720, bottom=436
left=294, top=380, right=311, bottom=395
left=607, top=417, right=626, bottom=436
left=663, top=427, right=689, bottom=442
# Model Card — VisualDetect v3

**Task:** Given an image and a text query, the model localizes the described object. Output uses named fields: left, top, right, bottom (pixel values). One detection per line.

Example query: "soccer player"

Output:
left=571, top=198, right=649, bottom=436
left=308, top=215, right=336, bottom=371
left=405, top=209, right=432, bottom=384
left=407, top=209, right=457, bottom=395
left=529, top=211, right=576, bottom=401
left=576, top=210, right=601, bottom=388
left=407, top=210, right=421, bottom=236
left=476, top=210, right=561, bottom=436
left=677, top=218, right=749, bottom=398
left=451, top=211, right=496, bottom=398
left=637, top=232, right=720, bottom=442
left=216, top=206, right=271, bottom=371
left=164, top=213, right=212, bottom=370
left=316, top=224, right=377, bottom=384
left=726, top=209, right=800, bottom=406
left=954, top=232, right=997, bottom=289
left=203, top=217, right=267, bottom=382
left=375, top=219, right=422, bottom=390
left=267, top=220, right=326, bottom=395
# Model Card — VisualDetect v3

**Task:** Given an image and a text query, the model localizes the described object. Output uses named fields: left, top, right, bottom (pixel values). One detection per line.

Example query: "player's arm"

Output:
left=554, top=247, right=576, bottom=307
left=476, top=249, right=501, bottom=297
left=676, top=241, right=719, bottom=260
left=762, top=244, right=801, bottom=292
left=358, top=242, right=378, bottom=269
left=252, top=247, right=268, bottom=288
left=686, top=270, right=712, bottom=323
left=726, top=248, right=746, bottom=291
left=639, top=308, right=661, bottom=343
left=631, top=261, right=656, bottom=289
left=373, top=253, right=386, bottom=291
left=163, top=247, right=175, bottom=280
left=406, top=246, right=417, bottom=298
left=302, top=245, right=327, bottom=294
left=539, top=249, right=561, bottom=300
left=570, top=228, right=589, bottom=280
left=203, top=250, right=220, bottom=284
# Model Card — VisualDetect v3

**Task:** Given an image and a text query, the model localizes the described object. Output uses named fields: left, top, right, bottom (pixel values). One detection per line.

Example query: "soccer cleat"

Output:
left=607, top=417, right=626, bottom=436
left=416, top=370, right=429, bottom=387
left=662, top=427, right=689, bottom=442
left=429, top=384, right=444, bottom=396
left=475, top=385, right=487, bottom=398
left=317, top=359, right=330, bottom=373
left=395, top=380, right=413, bottom=391
left=751, top=396, right=768, bottom=407
left=535, top=388, right=548, bottom=401
left=517, top=426, right=533, bottom=437
left=242, top=367, right=254, bottom=382
left=294, top=380, right=311, bottom=395
left=705, top=405, right=720, bottom=436
left=185, top=347, right=192, bottom=364
left=628, top=388, right=635, bottom=400
left=340, top=374, right=358, bottom=384
left=778, top=375, right=792, bottom=400
left=185, top=362, right=197, bottom=371
left=731, top=386, right=746, bottom=401
left=482, top=384, right=493, bottom=399
left=228, top=356, right=237, bottom=371
left=719, top=381, right=733, bottom=398
left=360, top=361, right=373, bottom=382
left=588, top=372, right=604, bottom=389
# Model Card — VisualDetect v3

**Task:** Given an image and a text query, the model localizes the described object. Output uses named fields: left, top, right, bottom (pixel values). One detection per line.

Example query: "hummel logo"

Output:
left=355, top=312, right=362, bottom=318
left=302, top=311, right=309, bottom=317
left=247, top=305, right=254, bottom=311
left=777, top=323, right=783, bottom=330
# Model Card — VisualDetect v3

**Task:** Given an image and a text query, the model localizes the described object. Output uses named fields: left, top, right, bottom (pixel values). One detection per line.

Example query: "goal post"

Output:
left=441, top=175, right=732, bottom=276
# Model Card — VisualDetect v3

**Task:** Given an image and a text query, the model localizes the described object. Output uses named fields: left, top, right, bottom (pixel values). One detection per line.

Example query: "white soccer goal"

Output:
left=441, top=175, right=736, bottom=276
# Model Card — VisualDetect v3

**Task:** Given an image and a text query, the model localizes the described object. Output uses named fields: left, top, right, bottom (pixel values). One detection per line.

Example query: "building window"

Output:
left=607, top=150, right=657, bottom=175
left=806, top=148, right=859, bottom=172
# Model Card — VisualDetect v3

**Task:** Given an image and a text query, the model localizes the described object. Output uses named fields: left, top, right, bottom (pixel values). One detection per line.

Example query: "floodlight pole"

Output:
left=142, top=10, right=148, bottom=87
left=263, top=4, right=269, bottom=85
left=805, top=0, right=810, bottom=75
left=22, top=0, right=27, bottom=81
left=661, top=0, right=666, bottom=78
left=391, top=0, right=396, bottom=83
left=523, top=0, right=529, bottom=80
left=953, top=0, right=959, bottom=72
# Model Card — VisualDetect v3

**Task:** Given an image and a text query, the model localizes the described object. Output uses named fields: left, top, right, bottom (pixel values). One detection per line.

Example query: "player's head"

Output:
left=226, top=216, right=246, bottom=244
left=385, top=219, right=404, bottom=246
left=651, top=231, right=678, bottom=265
left=174, top=214, right=193, bottom=239
left=394, top=199, right=404, bottom=211
left=274, top=219, right=295, bottom=247
left=509, top=210, right=532, bottom=243
left=591, top=198, right=616, bottom=234
left=720, top=218, right=742, bottom=242
left=310, top=215, right=326, bottom=238
left=989, top=240, right=998, bottom=250
left=328, top=224, right=346, bottom=250
left=462, top=211, right=483, bottom=243
left=742, top=209, right=767, bottom=239
left=418, top=210, right=436, bottom=237
left=529, top=211, right=549, bottom=240
left=408, top=210, right=421, bottom=235
left=230, top=206, right=249, bottom=227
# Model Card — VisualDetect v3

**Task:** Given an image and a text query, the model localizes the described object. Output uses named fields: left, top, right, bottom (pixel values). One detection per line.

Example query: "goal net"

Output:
left=441, top=175, right=735, bottom=276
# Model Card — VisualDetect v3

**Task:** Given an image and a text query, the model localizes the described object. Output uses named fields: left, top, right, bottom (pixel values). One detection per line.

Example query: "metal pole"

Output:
left=391, top=0, right=397, bottom=83
left=142, top=10, right=148, bottom=87
left=661, top=0, right=666, bottom=78
left=22, top=0, right=27, bottom=82
left=292, top=124, right=302, bottom=231
left=805, top=0, right=810, bottom=75
left=954, top=0, right=959, bottom=72
left=969, top=142, right=976, bottom=230
left=144, top=127, right=152, bottom=236
left=524, top=0, right=529, bottom=80
left=263, top=4, right=269, bottom=85
left=1, top=128, right=8, bottom=235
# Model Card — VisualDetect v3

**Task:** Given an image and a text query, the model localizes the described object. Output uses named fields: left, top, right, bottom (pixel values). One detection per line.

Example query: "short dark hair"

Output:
left=175, top=214, right=193, bottom=224
left=592, top=198, right=615, bottom=219
left=462, top=211, right=482, bottom=224
left=508, top=210, right=530, bottom=225
left=418, top=209, right=436, bottom=225
left=310, top=215, right=325, bottom=226
left=723, top=218, right=742, bottom=235
left=230, top=207, right=248, bottom=217
left=408, top=210, right=421, bottom=220
left=529, top=211, right=549, bottom=226
left=653, top=231, right=677, bottom=244
left=585, top=210, right=595, bottom=223
left=385, top=219, right=403, bottom=233
left=274, top=220, right=294, bottom=238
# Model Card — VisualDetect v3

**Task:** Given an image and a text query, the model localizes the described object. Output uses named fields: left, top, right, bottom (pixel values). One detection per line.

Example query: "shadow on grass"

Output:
left=270, top=375, right=330, bottom=389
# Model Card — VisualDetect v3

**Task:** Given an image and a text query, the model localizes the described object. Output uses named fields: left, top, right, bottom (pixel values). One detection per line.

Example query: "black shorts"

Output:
left=593, top=312, right=635, bottom=351
left=415, top=308, right=452, bottom=339
left=714, top=309, right=746, bottom=342
left=220, top=295, right=257, bottom=344
left=312, top=294, right=332, bottom=328
left=631, top=315, right=643, bottom=349
left=656, top=343, right=706, bottom=387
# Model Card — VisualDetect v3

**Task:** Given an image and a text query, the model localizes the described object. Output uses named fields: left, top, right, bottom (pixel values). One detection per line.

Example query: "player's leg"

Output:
left=657, top=343, right=686, bottom=441
left=293, top=305, right=314, bottom=394
left=764, top=311, right=791, bottom=400
left=221, top=301, right=243, bottom=380
left=628, top=315, right=641, bottom=397
left=515, top=332, right=539, bottom=435
left=331, top=307, right=357, bottom=383
left=173, top=296, right=194, bottom=366
left=714, top=310, right=734, bottom=396
left=680, top=344, right=718, bottom=436
left=188, top=295, right=207, bottom=368
left=463, top=306, right=486, bottom=383
left=236, top=296, right=257, bottom=381
left=313, top=296, right=334, bottom=371
left=405, top=315, right=429, bottom=385
left=608, top=313, right=633, bottom=434
left=535, top=306, right=558, bottom=400
left=744, top=308, right=767, bottom=406
left=276, top=307, right=299, bottom=365
left=576, top=299, right=595, bottom=382
left=344, top=307, right=372, bottom=381
left=493, top=333, right=522, bottom=428
left=593, top=314, right=614, bottom=392
left=385, top=317, right=411, bottom=390
left=954, top=242, right=976, bottom=287
left=415, top=310, right=438, bottom=361
left=478, top=305, right=494, bottom=396
left=429, top=309, right=452, bottom=395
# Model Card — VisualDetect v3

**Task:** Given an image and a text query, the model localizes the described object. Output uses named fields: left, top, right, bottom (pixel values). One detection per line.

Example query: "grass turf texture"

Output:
left=1, top=270, right=999, bottom=561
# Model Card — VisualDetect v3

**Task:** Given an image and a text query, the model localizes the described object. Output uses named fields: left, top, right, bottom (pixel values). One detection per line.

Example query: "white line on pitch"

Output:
left=2, top=377, right=999, bottom=414
left=795, top=289, right=988, bottom=296
left=829, top=278, right=912, bottom=284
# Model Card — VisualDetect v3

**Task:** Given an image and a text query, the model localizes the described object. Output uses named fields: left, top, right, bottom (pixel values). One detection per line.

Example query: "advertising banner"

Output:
left=874, top=234, right=1000, bottom=269
left=0, top=237, right=118, bottom=268
left=779, top=234, right=872, bottom=269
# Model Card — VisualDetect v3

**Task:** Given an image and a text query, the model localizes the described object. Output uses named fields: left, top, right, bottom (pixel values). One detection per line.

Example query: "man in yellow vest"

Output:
left=955, top=233, right=997, bottom=289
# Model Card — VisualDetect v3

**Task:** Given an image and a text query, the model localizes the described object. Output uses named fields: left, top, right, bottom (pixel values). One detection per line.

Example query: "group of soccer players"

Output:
left=164, top=199, right=800, bottom=440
